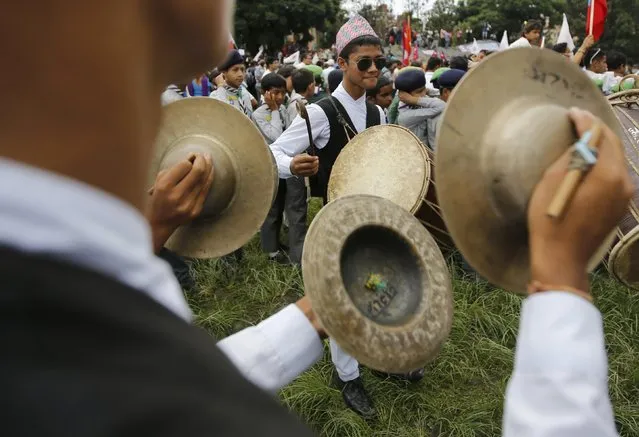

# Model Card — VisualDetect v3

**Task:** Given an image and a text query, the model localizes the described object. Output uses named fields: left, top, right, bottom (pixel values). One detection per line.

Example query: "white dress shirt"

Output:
left=0, top=157, right=323, bottom=394
left=270, top=83, right=386, bottom=179
left=503, top=292, right=617, bottom=437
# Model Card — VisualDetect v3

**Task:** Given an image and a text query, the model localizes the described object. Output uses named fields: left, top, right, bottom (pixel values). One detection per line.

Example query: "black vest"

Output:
left=0, top=247, right=315, bottom=437
left=312, top=97, right=381, bottom=202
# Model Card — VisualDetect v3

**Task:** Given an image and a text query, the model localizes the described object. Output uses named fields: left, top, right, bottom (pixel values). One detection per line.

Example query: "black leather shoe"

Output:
left=371, top=367, right=425, bottom=383
left=333, top=376, right=376, bottom=419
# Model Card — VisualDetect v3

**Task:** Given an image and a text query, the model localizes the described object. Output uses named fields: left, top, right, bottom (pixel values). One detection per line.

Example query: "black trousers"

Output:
left=260, top=177, right=308, bottom=264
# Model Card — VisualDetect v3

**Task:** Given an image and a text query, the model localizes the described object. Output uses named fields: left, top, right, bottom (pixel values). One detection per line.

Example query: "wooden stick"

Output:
left=546, top=121, right=603, bottom=218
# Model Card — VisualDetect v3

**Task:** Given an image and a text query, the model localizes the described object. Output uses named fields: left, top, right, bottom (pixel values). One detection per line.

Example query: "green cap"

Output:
left=303, top=65, right=323, bottom=79
left=430, top=67, right=450, bottom=83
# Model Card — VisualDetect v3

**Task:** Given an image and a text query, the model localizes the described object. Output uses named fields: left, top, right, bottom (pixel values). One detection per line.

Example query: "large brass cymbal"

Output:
left=150, top=97, right=278, bottom=259
left=436, top=48, right=621, bottom=292
left=302, top=194, right=453, bottom=373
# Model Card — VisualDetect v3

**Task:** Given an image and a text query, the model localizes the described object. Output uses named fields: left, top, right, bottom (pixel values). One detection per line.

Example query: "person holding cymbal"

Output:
left=0, top=2, right=630, bottom=437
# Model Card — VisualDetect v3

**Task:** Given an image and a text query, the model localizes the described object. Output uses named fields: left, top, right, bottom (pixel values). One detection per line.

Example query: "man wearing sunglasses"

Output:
left=269, top=15, right=387, bottom=418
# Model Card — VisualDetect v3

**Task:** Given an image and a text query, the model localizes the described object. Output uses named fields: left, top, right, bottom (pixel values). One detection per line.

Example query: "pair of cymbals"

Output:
left=152, top=97, right=453, bottom=373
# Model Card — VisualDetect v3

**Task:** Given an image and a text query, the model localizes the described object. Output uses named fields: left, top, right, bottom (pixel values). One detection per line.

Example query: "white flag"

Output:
left=253, top=45, right=264, bottom=62
left=283, top=51, right=300, bottom=65
left=499, top=31, right=509, bottom=50
left=557, top=13, right=576, bottom=51
left=472, top=38, right=481, bottom=55
left=540, top=36, right=545, bottom=49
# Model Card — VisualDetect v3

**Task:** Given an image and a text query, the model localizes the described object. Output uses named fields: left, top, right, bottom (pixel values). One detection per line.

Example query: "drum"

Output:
left=327, top=125, right=454, bottom=253
left=607, top=89, right=639, bottom=289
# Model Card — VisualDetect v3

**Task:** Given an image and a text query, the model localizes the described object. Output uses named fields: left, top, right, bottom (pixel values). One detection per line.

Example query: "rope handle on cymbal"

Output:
left=546, top=121, right=603, bottom=218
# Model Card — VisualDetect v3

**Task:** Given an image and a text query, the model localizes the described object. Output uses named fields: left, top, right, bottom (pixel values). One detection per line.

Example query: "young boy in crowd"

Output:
left=211, top=50, right=254, bottom=118
left=396, top=68, right=446, bottom=149
left=251, top=73, right=300, bottom=265
left=424, top=56, right=443, bottom=94
left=252, top=73, right=289, bottom=143
left=287, top=69, right=316, bottom=124
left=582, top=46, right=608, bottom=91
left=366, top=76, right=394, bottom=114
left=276, top=68, right=317, bottom=266
left=605, top=51, right=634, bottom=94
left=427, top=69, right=465, bottom=148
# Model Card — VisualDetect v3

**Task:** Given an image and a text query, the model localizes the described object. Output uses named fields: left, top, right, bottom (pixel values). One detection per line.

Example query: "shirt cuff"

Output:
left=515, top=292, right=607, bottom=379
left=217, top=304, right=323, bottom=393
left=272, top=150, right=294, bottom=179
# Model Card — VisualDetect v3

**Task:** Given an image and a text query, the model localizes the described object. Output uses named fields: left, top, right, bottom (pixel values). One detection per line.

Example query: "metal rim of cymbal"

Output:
left=328, top=124, right=431, bottom=215
left=435, top=48, right=621, bottom=292
left=302, top=194, right=453, bottom=373
left=150, top=97, right=278, bottom=259
left=608, top=227, right=639, bottom=290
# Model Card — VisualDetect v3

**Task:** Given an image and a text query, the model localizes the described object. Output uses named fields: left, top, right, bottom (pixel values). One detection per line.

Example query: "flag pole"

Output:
left=589, top=0, right=595, bottom=36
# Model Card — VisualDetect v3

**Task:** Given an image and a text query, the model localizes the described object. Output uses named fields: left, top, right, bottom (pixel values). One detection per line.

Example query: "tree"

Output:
left=424, top=0, right=459, bottom=32
left=357, top=3, right=395, bottom=39
left=235, top=0, right=343, bottom=54
left=457, top=0, right=565, bottom=40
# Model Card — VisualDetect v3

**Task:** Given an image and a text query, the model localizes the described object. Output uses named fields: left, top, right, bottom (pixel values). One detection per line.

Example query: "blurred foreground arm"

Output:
left=147, top=157, right=324, bottom=392
left=217, top=297, right=325, bottom=393
left=503, top=108, right=632, bottom=437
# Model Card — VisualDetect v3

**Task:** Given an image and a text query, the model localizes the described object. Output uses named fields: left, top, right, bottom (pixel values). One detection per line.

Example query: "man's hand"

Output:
left=146, top=153, right=214, bottom=253
left=528, top=108, right=633, bottom=292
left=290, top=153, right=319, bottom=177
left=580, top=34, right=595, bottom=51
left=264, top=91, right=278, bottom=111
left=398, top=91, right=419, bottom=106
left=214, top=75, right=225, bottom=87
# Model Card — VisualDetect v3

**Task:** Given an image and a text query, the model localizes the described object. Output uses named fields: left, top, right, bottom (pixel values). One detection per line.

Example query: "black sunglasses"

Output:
left=353, top=57, right=387, bottom=72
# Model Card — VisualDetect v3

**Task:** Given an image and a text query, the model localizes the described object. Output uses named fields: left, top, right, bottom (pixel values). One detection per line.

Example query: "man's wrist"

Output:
left=150, top=222, right=177, bottom=254
left=296, top=297, right=326, bottom=339
left=530, top=252, right=589, bottom=293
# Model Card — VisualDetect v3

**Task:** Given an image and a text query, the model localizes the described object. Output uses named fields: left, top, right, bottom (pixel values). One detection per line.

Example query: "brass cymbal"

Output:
left=302, top=194, right=453, bottom=373
left=436, top=48, right=620, bottom=292
left=150, top=97, right=278, bottom=259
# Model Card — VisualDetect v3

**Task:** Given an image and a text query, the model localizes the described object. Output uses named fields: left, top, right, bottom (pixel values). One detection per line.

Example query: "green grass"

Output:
left=187, top=199, right=639, bottom=437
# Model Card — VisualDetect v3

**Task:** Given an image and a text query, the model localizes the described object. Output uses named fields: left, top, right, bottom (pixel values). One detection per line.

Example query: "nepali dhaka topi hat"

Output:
left=336, top=14, right=379, bottom=56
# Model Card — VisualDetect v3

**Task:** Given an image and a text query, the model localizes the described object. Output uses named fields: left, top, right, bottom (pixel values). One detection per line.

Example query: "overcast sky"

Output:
left=343, top=0, right=434, bottom=15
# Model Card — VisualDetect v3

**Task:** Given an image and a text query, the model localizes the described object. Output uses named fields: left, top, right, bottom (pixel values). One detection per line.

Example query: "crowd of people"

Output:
left=2, top=2, right=636, bottom=437
left=159, top=11, right=633, bottom=432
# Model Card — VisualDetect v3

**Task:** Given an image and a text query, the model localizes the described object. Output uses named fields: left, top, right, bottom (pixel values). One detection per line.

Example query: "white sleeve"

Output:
left=269, top=103, right=330, bottom=179
left=503, top=292, right=617, bottom=437
left=216, top=304, right=324, bottom=393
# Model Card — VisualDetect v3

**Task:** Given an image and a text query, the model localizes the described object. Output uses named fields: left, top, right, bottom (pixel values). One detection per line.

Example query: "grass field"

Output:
left=187, top=199, right=639, bottom=437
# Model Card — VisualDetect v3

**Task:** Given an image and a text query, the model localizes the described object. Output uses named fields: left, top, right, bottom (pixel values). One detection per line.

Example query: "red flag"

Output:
left=586, top=0, right=608, bottom=41
left=402, top=18, right=412, bottom=66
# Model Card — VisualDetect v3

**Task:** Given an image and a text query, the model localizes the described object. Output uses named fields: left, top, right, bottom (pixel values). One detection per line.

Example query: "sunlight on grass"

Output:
left=186, top=199, right=639, bottom=436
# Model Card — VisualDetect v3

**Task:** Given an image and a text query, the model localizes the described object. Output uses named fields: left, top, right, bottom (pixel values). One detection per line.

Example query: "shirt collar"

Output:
left=333, top=83, right=367, bottom=106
